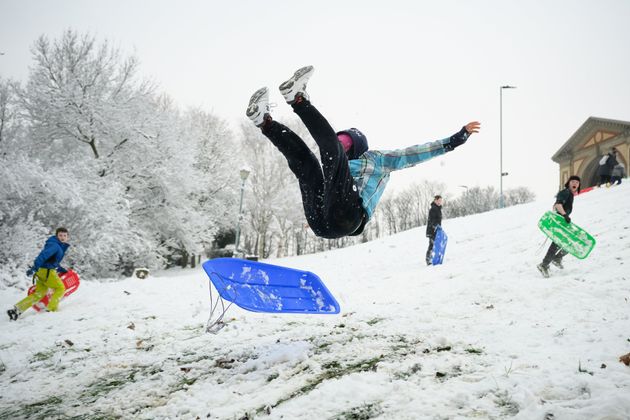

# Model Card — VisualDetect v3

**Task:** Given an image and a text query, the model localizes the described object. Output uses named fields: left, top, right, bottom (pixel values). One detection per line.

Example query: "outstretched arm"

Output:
left=376, top=121, right=481, bottom=171
left=444, top=121, right=480, bottom=151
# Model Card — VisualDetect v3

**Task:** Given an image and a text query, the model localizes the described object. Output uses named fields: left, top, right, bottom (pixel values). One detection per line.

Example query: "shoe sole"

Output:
left=536, top=265, right=550, bottom=278
left=279, top=65, right=314, bottom=92
left=246, top=87, right=269, bottom=117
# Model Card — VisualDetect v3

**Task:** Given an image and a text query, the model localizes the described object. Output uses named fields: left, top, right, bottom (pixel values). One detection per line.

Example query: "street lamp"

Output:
left=499, top=85, right=516, bottom=208
left=234, top=168, right=250, bottom=257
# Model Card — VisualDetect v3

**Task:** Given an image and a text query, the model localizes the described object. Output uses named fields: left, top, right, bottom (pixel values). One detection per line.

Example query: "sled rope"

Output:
left=206, top=272, right=235, bottom=334
left=535, top=237, right=549, bottom=254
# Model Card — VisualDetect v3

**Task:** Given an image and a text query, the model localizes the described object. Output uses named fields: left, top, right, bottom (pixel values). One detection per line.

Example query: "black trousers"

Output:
left=542, top=242, right=567, bottom=267
left=262, top=100, right=365, bottom=239
left=426, top=235, right=435, bottom=264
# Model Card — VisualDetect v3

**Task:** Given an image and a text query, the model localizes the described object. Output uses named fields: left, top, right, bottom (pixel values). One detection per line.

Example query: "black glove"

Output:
left=563, top=214, right=571, bottom=224
left=444, top=126, right=470, bottom=152
left=26, top=267, right=35, bottom=277
left=57, top=266, right=68, bottom=274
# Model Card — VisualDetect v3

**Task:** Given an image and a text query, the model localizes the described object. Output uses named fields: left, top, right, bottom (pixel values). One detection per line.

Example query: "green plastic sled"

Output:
left=537, top=211, right=596, bottom=259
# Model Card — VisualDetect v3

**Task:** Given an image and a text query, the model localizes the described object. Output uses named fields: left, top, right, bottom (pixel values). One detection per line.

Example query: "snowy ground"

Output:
left=1, top=183, right=629, bottom=420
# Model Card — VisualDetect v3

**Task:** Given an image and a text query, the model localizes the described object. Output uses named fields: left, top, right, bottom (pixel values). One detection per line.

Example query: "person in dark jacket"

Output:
left=611, top=162, right=625, bottom=185
left=425, top=195, right=443, bottom=265
left=597, top=148, right=618, bottom=186
left=537, top=176, right=580, bottom=278
left=246, top=65, right=480, bottom=239
left=7, top=227, right=71, bottom=320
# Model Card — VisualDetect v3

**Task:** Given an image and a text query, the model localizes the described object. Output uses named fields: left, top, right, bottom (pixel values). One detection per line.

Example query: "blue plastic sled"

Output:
left=431, top=226, right=448, bottom=265
left=202, top=258, right=340, bottom=314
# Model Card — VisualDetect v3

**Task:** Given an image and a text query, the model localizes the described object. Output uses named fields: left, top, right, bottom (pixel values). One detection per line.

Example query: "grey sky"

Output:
left=1, top=0, right=629, bottom=200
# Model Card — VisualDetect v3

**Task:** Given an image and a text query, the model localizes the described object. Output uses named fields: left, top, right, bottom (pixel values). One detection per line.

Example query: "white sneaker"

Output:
left=246, top=87, right=270, bottom=127
left=279, top=65, right=314, bottom=104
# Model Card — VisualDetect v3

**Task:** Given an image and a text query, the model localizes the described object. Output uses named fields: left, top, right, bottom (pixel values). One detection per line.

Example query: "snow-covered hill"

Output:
left=2, top=183, right=629, bottom=419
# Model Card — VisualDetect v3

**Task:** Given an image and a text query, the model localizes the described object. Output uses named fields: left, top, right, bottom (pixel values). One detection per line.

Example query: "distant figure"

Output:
left=537, top=176, right=580, bottom=278
left=245, top=65, right=480, bottom=239
left=425, top=195, right=443, bottom=265
left=610, top=162, right=625, bottom=185
left=7, top=227, right=70, bottom=320
left=597, top=148, right=618, bottom=186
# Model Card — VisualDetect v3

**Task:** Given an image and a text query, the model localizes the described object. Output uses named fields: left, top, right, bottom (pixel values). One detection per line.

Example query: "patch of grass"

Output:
left=578, top=360, right=594, bottom=376
left=393, top=363, right=422, bottom=380
left=175, top=353, right=214, bottom=365
left=493, top=390, right=519, bottom=416
left=255, top=355, right=385, bottom=416
left=331, top=402, right=383, bottom=420
left=80, top=368, right=142, bottom=403
left=267, top=372, right=280, bottom=382
left=31, top=349, right=55, bottom=362
left=465, top=347, right=483, bottom=355
left=322, top=360, right=341, bottom=370
left=366, top=317, right=385, bottom=326
left=171, top=375, right=198, bottom=393
left=0, top=396, right=63, bottom=420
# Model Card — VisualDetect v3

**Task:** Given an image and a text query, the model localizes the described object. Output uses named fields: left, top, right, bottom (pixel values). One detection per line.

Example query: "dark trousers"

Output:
left=426, top=235, right=435, bottom=264
left=542, top=242, right=567, bottom=267
left=598, top=174, right=611, bottom=186
left=262, top=100, right=365, bottom=239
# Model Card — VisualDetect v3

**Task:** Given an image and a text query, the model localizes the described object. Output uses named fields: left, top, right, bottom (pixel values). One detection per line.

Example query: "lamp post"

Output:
left=234, top=168, right=250, bottom=257
left=499, top=85, right=516, bottom=208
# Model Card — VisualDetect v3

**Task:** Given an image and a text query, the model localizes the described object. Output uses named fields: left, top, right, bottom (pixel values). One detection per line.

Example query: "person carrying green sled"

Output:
left=537, top=176, right=581, bottom=278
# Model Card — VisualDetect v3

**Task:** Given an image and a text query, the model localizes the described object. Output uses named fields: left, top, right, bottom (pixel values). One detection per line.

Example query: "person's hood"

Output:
left=337, top=128, right=368, bottom=160
left=46, top=235, right=70, bottom=251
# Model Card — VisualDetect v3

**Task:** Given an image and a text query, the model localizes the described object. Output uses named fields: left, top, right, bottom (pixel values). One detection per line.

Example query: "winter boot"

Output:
left=551, top=259, right=564, bottom=269
left=536, top=263, right=550, bottom=278
left=7, top=306, right=20, bottom=321
left=279, top=65, right=314, bottom=104
left=246, top=87, right=270, bottom=127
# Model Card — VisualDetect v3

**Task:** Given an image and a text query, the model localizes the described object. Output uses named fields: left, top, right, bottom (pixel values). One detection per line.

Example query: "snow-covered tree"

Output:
left=1, top=29, right=242, bottom=284
left=17, top=29, right=155, bottom=161
left=0, top=77, right=22, bottom=148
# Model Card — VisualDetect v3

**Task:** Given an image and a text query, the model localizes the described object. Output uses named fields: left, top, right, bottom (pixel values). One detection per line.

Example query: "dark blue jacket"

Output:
left=32, top=236, right=70, bottom=273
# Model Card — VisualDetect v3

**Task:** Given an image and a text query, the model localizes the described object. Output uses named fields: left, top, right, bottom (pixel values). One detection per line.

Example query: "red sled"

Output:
left=27, top=269, right=80, bottom=312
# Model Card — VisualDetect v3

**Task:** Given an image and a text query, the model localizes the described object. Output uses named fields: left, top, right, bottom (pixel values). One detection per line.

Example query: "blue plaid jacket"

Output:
left=348, top=137, right=453, bottom=220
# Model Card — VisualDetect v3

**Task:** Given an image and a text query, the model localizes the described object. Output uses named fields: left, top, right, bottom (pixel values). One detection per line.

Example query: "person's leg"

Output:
left=426, top=236, right=435, bottom=265
left=542, top=242, right=562, bottom=267
left=14, top=271, right=49, bottom=313
left=554, top=248, right=567, bottom=261
left=45, top=270, right=66, bottom=312
left=275, top=66, right=363, bottom=237
left=291, top=99, right=364, bottom=236
left=261, top=120, right=327, bottom=235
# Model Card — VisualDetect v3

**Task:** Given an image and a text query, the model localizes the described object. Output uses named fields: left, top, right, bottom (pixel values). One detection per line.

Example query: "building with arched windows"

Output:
left=552, top=117, right=630, bottom=188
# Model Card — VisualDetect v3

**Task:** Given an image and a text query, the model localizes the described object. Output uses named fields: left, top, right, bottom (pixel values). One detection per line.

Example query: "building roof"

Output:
left=552, top=117, right=630, bottom=163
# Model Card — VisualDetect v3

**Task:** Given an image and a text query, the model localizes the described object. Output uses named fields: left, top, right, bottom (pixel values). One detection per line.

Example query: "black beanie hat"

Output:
left=337, top=128, right=368, bottom=160
left=564, top=175, right=581, bottom=192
